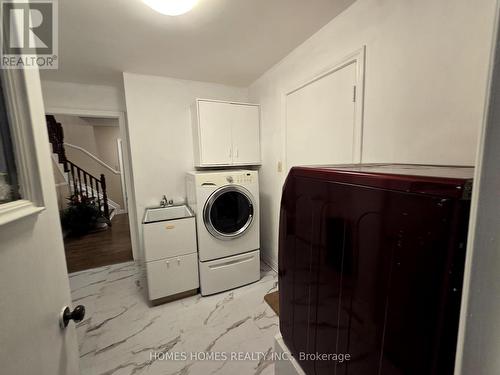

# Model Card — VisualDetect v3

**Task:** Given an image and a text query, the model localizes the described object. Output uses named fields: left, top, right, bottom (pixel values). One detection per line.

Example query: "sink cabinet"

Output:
left=143, top=217, right=197, bottom=261
left=146, top=253, right=199, bottom=301
left=143, top=214, right=199, bottom=302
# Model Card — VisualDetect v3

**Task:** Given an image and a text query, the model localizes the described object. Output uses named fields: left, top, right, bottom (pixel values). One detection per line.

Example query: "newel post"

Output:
left=100, top=173, right=110, bottom=219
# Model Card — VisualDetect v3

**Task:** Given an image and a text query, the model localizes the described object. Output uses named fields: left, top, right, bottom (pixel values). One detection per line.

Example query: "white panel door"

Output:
left=231, top=104, right=261, bottom=165
left=286, top=62, right=357, bottom=170
left=198, top=100, right=233, bottom=165
left=0, top=73, right=80, bottom=374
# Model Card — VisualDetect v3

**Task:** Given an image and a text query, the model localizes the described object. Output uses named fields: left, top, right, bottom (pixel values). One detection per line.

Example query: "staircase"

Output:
left=46, top=115, right=112, bottom=223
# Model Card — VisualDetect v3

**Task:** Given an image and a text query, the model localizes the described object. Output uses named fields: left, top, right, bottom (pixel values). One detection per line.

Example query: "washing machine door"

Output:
left=203, top=185, right=254, bottom=240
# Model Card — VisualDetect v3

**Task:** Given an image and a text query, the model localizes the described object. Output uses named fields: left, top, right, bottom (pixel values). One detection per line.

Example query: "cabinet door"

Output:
left=146, top=253, right=199, bottom=300
left=143, top=218, right=197, bottom=262
left=197, top=100, right=233, bottom=166
left=231, top=104, right=261, bottom=165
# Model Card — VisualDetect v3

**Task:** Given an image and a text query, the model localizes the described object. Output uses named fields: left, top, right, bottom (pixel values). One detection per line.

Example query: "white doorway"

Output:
left=45, top=108, right=139, bottom=262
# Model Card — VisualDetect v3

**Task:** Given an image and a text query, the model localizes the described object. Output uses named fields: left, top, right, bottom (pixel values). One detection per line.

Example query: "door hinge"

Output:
left=353, top=85, right=357, bottom=102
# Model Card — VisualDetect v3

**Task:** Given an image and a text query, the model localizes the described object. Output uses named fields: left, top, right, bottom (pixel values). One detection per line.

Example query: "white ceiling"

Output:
left=40, top=0, right=355, bottom=87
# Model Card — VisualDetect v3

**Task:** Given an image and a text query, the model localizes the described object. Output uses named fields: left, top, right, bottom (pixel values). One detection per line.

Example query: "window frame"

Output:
left=0, top=67, right=45, bottom=226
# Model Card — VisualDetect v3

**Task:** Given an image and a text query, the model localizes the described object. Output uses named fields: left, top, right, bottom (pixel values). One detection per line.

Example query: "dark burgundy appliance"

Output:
left=278, top=164, right=473, bottom=375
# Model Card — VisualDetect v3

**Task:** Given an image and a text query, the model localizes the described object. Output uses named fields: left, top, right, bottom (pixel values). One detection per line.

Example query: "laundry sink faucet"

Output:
left=160, top=195, right=174, bottom=207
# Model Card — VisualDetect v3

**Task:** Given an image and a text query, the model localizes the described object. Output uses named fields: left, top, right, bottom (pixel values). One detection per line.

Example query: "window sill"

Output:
left=0, top=200, right=45, bottom=226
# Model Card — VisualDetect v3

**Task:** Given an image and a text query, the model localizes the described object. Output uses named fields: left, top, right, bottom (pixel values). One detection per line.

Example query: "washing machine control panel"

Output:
left=197, top=171, right=256, bottom=186
left=235, top=173, right=253, bottom=184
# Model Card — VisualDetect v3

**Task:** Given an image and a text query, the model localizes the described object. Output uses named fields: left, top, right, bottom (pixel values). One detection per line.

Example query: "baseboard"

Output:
left=261, top=253, right=278, bottom=272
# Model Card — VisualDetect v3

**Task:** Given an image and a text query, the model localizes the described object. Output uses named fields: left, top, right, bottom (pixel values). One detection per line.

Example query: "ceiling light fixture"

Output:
left=143, top=0, right=199, bottom=16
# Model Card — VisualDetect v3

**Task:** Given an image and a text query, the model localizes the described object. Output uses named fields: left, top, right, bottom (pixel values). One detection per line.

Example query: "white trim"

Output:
left=0, top=200, right=44, bottom=226
left=0, top=61, right=48, bottom=225
left=4, top=71, right=44, bottom=205
left=280, top=46, right=366, bottom=181
left=45, top=107, right=124, bottom=119
left=261, top=253, right=278, bottom=272
left=195, top=98, right=260, bottom=107
left=64, top=142, right=121, bottom=175
left=117, top=138, right=128, bottom=213
left=113, top=208, right=127, bottom=215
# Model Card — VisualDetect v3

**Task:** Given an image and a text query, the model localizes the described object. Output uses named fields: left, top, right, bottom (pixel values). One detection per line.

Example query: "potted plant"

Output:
left=61, top=193, right=104, bottom=236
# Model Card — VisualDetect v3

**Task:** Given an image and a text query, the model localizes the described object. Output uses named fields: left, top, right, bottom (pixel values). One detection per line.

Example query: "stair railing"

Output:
left=64, top=142, right=121, bottom=175
left=46, top=115, right=110, bottom=221
left=67, top=160, right=110, bottom=221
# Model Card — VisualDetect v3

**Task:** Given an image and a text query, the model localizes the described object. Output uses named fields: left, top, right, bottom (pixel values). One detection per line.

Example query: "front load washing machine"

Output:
left=186, top=170, right=260, bottom=295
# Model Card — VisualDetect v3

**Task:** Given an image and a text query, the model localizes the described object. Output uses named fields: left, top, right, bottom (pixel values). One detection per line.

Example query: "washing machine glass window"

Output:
left=204, top=185, right=254, bottom=240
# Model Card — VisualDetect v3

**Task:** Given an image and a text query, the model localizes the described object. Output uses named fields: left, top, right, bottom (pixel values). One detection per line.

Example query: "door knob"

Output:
left=59, top=305, right=86, bottom=329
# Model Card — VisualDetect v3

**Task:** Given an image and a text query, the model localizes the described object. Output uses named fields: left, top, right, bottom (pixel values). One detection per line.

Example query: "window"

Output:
left=0, top=79, right=20, bottom=204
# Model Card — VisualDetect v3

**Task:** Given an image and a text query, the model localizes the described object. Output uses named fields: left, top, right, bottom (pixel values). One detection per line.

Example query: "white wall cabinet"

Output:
left=192, top=99, right=261, bottom=167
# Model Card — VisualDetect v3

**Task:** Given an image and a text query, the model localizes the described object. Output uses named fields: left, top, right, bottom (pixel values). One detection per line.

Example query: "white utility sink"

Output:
left=142, top=204, right=198, bottom=302
left=143, top=205, right=194, bottom=224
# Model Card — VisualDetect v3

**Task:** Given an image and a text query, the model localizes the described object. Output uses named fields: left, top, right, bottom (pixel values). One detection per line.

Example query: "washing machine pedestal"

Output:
left=198, top=249, right=260, bottom=296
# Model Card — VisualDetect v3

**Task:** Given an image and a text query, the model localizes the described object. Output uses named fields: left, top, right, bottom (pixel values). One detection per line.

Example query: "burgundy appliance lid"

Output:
left=290, top=164, right=474, bottom=199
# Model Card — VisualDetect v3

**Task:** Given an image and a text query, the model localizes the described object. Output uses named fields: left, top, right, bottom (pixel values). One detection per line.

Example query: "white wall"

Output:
left=123, top=72, right=248, bottom=259
left=94, top=125, right=124, bottom=207
left=56, top=114, right=99, bottom=155
left=248, top=0, right=497, bottom=267
left=93, top=126, right=121, bottom=170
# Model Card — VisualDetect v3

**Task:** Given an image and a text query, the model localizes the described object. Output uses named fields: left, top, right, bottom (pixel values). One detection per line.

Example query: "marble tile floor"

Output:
left=69, top=260, right=279, bottom=375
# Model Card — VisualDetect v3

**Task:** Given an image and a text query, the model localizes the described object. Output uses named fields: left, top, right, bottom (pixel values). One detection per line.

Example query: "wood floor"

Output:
left=64, top=213, right=133, bottom=273
left=264, top=290, right=279, bottom=316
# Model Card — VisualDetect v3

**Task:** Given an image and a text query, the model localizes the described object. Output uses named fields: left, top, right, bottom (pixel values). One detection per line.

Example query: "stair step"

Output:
left=109, top=208, right=116, bottom=221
